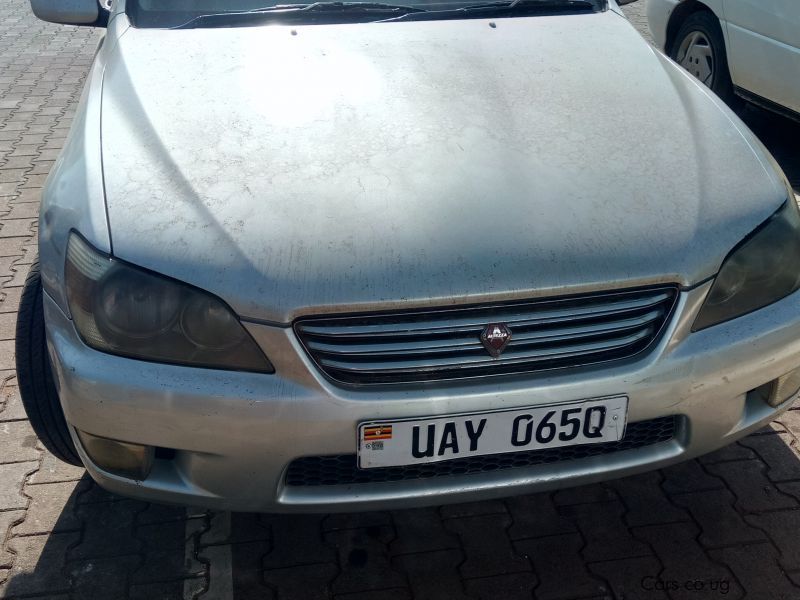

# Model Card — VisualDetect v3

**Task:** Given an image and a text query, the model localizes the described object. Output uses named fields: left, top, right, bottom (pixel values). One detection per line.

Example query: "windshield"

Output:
left=127, top=0, right=606, bottom=28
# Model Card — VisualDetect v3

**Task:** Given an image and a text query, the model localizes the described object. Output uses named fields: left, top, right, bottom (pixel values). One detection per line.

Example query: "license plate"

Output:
left=357, top=396, right=628, bottom=469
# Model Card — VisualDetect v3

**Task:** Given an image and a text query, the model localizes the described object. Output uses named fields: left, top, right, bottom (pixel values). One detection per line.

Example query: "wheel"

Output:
left=15, top=260, right=81, bottom=465
left=670, top=11, right=737, bottom=106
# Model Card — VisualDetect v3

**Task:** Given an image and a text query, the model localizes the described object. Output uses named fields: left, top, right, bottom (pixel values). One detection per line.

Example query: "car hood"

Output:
left=101, top=11, right=787, bottom=323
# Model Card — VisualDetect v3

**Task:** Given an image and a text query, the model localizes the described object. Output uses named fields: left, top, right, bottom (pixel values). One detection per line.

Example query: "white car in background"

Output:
left=647, top=0, right=800, bottom=119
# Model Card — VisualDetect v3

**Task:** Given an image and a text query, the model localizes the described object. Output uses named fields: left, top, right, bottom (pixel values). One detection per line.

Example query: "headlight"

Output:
left=64, top=233, right=273, bottom=373
left=693, top=197, right=800, bottom=331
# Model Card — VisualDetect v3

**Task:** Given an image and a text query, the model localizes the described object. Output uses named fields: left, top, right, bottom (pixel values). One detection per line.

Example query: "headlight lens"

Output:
left=96, top=268, right=182, bottom=339
left=693, top=198, right=800, bottom=331
left=65, top=233, right=273, bottom=373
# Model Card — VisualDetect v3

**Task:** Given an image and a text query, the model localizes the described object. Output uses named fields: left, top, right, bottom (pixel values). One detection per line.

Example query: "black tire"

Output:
left=670, top=11, right=738, bottom=107
left=15, top=260, right=81, bottom=465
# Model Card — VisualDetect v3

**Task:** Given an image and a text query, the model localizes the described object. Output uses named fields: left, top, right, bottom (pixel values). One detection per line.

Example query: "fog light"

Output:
left=750, top=368, right=800, bottom=408
left=773, top=368, right=800, bottom=407
left=77, top=431, right=155, bottom=480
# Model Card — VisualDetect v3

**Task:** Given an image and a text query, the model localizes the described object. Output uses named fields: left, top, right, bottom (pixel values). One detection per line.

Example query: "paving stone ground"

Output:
left=2, top=1, right=800, bottom=599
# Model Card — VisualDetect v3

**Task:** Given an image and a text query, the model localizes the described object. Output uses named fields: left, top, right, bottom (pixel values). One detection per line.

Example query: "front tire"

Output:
left=15, top=260, right=81, bottom=466
left=670, top=11, right=737, bottom=107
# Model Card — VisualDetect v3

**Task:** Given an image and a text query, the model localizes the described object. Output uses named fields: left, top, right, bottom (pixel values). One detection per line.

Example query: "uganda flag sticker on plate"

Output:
left=363, top=425, right=393, bottom=441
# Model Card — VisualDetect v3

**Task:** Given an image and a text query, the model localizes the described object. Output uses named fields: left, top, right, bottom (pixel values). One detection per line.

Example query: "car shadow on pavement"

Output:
left=4, top=418, right=800, bottom=600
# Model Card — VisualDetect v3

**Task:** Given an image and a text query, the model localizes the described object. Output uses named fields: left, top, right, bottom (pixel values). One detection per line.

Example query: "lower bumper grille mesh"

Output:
left=285, top=416, right=676, bottom=487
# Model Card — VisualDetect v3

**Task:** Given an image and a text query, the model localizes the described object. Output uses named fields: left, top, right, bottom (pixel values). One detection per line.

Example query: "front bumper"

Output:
left=45, top=283, right=800, bottom=512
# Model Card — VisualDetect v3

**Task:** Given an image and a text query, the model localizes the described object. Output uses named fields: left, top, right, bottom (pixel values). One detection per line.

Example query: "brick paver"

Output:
left=2, top=1, right=800, bottom=599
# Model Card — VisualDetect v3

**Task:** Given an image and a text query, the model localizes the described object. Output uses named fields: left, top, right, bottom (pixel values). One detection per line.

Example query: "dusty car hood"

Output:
left=101, top=11, right=787, bottom=323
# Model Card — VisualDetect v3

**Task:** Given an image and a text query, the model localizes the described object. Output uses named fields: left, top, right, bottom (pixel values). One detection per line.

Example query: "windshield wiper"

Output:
left=173, top=2, right=428, bottom=28
left=378, top=0, right=596, bottom=21
left=172, top=0, right=594, bottom=28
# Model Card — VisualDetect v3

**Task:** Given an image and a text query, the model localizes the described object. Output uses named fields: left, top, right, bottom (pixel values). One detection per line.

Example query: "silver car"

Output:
left=18, top=0, right=800, bottom=512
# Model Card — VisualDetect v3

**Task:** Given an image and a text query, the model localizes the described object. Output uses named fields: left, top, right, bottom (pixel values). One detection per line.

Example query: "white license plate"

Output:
left=357, top=396, right=628, bottom=469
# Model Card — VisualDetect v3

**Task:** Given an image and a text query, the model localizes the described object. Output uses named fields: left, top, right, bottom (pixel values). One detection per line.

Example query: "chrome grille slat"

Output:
left=305, top=309, right=664, bottom=357
left=295, top=286, right=678, bottom=384
left=298, top=291, right=673, bottom=339
left=317, top=328, right=654, bottom=374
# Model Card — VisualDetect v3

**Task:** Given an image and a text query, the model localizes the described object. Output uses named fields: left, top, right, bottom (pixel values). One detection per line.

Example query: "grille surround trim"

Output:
left=295, top=286, right=679, bottom=385
left=285, top=416, right=678, bottom=487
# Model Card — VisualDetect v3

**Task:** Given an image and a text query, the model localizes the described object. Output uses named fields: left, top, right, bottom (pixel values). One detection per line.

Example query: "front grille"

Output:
left=286, top=416, right=677, bottom=487
left=295, top=286, right=678, bottom=384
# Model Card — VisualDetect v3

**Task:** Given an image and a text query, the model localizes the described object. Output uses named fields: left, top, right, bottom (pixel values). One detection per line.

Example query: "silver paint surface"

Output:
left=29, top=0, right=98, bottom=25
left=94, top=10, right=785, bottom=323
